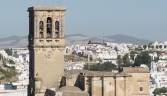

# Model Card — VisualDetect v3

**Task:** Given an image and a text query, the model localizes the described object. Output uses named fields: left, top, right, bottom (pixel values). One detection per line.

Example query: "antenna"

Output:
left=57, top=0, right=61, bottom=6
left=44, top=0, right=45, bottom=6
left=37, top=0, right=38, bottom=6
left=53, top=0, right=55, bottom=6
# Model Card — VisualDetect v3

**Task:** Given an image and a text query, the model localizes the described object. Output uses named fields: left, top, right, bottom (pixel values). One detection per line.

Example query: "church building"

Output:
left=27, top=6, right=150, bottom=96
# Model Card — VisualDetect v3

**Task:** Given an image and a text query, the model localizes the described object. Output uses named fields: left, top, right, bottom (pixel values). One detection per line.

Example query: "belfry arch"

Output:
left=47, top=17, right=52, bottom=38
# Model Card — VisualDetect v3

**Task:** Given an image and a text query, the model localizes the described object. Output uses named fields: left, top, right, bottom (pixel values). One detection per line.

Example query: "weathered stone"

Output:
left=27, top=6, right=66, bottom=96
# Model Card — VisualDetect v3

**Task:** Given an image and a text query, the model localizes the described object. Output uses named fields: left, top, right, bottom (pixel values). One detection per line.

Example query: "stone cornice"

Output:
left=33, top=37, right=65, bottom=39
left=28, top=45, right=65, bottom=48
left=28, top=6, right=66, bottom=12
left=80, top=73, right=131, bottom=77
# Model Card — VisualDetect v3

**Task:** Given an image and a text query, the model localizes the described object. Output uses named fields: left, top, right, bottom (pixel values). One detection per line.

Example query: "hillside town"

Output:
left=0, top=48, right=28, bottom=95
left=65, top=41, right=167, bottom=95
left=0, top=41, right=167, bottom=95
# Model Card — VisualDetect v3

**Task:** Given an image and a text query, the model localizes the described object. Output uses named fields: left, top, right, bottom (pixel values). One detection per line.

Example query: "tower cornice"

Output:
left=28, top=6, right=67, bottom=12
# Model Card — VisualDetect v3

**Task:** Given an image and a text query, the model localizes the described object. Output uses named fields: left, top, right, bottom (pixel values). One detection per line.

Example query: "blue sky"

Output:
left=0, top=0, right=166, bottom=41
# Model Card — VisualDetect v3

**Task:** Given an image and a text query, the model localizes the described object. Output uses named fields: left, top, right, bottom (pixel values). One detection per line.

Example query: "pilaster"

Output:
left=61, top=13, right=65, bottom=38
left=59, top=12, right=62, bottom=38
left=43, top=14, right=47, bottom=38
left=124, top=77, right=127, bottom=96
left=34, top=13, right=37, bottom=38
left=91, top=77, right=95, bottom=96
left=52, top=13, right=55, bottom=38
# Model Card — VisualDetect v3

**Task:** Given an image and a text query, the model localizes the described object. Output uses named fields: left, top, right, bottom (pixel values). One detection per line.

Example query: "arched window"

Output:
left=55, top=21, right=59, bottom=31
left=39, top=21, right=43, bottom=38
left=39, top=21, right=43, bottom=30
left=47, top=17, right=52, bottom=38
left=55, top=21, right=59, bottom=38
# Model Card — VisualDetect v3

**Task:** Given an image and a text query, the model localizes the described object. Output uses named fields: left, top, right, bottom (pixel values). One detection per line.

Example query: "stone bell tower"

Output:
left=27, top=6, right=66, bottom=96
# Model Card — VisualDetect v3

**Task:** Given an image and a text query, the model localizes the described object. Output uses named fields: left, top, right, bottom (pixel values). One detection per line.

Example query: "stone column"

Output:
left=116, top=77, right=119, bottom=96
left=36, top=16, right=39, bottom=38
left=61, top=12, right=65, bottom=38
left=114, top=76, right=116, bottom=96
left=91, top=77, right=94, bottom=96
left=103, top=77, right=106, bottom=96
left=34, top=13, right=37, bottom=38
left=102, top=76, right=104, bottom=96
left=43, top=14, right=47, bottom=38
left=59, top=12, right=62, bottom=38
left=124, top=77, right=126, bottom=96
left=52, top=13, right=55, bottom=38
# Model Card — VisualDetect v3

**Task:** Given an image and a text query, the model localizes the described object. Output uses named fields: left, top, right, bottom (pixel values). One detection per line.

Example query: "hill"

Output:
left=0, top=61, right=18, bottom=84
left=0, top=36, right=27, bottom=48
left=0, top=34, right=152, bottom=48
left=105, top=34, right=151, bottom=45
left=65, top=34, right=152, bottom=45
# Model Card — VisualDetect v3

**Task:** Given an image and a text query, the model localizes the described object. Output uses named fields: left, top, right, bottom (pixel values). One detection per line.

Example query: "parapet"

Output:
left=64, top=69, right=130, bottom=77
left=28, top=6, right=66, bottom=11
left=64, top=67, right=149, bottom=78
left=120, top=67, right=150, bottom=73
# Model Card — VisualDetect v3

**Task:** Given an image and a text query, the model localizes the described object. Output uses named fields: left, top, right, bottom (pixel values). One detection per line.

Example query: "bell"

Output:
left=48, top=24, right=51, bottom=28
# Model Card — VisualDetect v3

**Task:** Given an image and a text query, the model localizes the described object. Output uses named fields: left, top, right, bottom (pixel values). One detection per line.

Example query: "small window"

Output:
left=55, top=21, right=59, bottom=38
left=55, top=21, right=59, bottom=31
left=140, top=87, right=143, bottom=91
left=47, top=17, right=52, bottom=38
left=39, top=21, right=43, bottom=30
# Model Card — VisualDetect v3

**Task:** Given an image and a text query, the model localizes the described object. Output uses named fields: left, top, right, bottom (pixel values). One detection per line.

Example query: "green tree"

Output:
left=123, top=54, right=131, bottom=67
left=143, top=45, right=147, bottom=49
left=88, top=40, right=91, bottom=44
left=4, top=48, right=12, bottom=56
left=153, top=87, right=167, bottom=95
left=102, top=62, right=117, bottom=71
left=134, top=55, right=142, bottom=66
left=3, top=61, right=6, bottom=67
left=130, top=51, right=138, bottom=60
left=9, top=60, right=15, bottom=64
left=83, top=64, right=89, bottom=70
left=87, top=62, right=117, bottom=71
left=117, top=55, right=123, bottom=66
left=2, top=61, right=15, bottom=69
left=148, top=42, right=152, bottom=48
left=90, top=56, right=93, bottom=61
left=14, top=51, right=17, bottom=54
left=134, top=51, right=151, bottom=67
left=89, top=64, right=99, bottom=71
left=164, top=45, right=167, bottom=48
left=0, top=64, right=17, bottom=81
